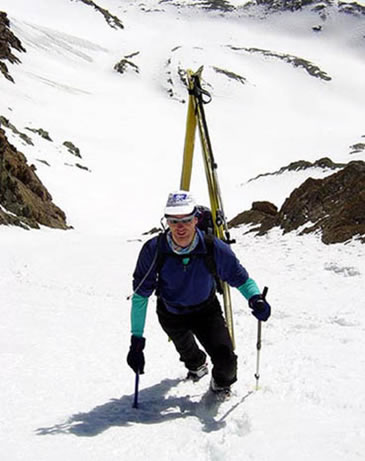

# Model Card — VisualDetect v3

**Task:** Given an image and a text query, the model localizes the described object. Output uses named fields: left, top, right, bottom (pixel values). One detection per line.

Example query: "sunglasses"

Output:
left=166, top=215, right=195, bottom=225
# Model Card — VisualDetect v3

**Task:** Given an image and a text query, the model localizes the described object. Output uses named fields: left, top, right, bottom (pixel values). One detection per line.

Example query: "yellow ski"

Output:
left=180, top=67, right=235, bottom=348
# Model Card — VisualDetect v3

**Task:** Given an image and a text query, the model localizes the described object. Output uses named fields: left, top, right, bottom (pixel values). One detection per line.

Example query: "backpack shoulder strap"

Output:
left=203, top=232, right=217, bottom=276
left=155, top=231, right=171, bottom=296
left=203, top=233, right=223, bottom=294
left=155, top=230, right=168, bottom=273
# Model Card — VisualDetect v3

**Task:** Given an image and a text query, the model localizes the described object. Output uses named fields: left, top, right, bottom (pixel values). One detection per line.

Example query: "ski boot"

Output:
left=186, top=363, right=209, bottom=382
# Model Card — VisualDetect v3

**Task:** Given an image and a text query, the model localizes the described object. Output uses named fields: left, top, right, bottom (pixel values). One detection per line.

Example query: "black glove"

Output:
left=127, top=335, right=146, bottom=374
left=249, top=293, right=271, bottom=322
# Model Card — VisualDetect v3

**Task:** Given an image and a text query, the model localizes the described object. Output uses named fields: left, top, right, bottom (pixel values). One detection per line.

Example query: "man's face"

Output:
left=167, top=214, right=198, bottom=248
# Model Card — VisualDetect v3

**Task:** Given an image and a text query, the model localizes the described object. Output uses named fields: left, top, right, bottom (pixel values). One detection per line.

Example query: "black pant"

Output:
left=157, top=295, right=237, bottom=387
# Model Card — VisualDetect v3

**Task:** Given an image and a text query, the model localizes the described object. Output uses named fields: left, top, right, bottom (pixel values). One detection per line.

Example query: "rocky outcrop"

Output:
left=25, top=127, right=53, bottom=142
left=279, top=161, right=365, bottom=243
left=349, top=142, right=365, bottom=155
left=338, top=2, right=365, bottom=16
left=158, top=0, right=236, bottom=11
left=255, top=0, right=318, bottom=11
left=199, top=0, right=236, bottom=11
left=243, top=1, right=365, bottom=22
left=248, top=157, right=345, bottom=182
left=229, top=201, right=278, bottom=234
left=230, top=161, right=365, bottom=244
left=63, top=141, right=82, bottom=158
left=0, top=128, right=69, bottom=230
left=213, top=67, right=247, bottom=85
left=71, top=0, right=124, bottom=29
left=0, top=116, right=33, bottom=145
left=160, top=0, right=365, bottom=18
left=114, top=52, right=140, bottom=75
left=228, top=46, right=331, bottom=81
left=0, top=11, right=26, bottom=82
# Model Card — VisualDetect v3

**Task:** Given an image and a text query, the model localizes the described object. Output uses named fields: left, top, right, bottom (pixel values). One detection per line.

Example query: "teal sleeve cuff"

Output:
left=131, top=293, right=148, bottom=337
left=237, top=278, right=261, bottom=300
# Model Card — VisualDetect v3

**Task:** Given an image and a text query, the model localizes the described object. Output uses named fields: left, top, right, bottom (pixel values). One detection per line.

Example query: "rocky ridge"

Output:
left=247, top=157, right=346, bottom=182
left=70, top=0, right=124, bottom=29
left=0, top=115, right=88, bottom=169
left=114, top=52, right=140, bottom=75
left=0, top=127, right=69, bottom=230
left=253, top=0, right=365, bottom=16
left=228, top=46, right=332, bottom=81
left=230, top=160, right=365, bottom=244
left=159, top=0, right=236, bottom=11
left=0, top=11, right=25, bottom=82
left=153, top=0, right=365, bottom=17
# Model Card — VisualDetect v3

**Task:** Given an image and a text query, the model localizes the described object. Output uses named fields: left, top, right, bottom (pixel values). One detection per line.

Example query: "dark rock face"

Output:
left=0, top=11, right=26, bottom=82
left=248, top=157, right=345, bottom=183
left=72, top=0, right=124, bottom=29
left=114, top=59, right=139, bottom=74
left=255, top=0, right=321, bottom=11
left=63, top=141, right=82, bottom=158
left=159, top=0, right=235, bottom=11
left=349, top=142, right=365, bottom=155
left=230, top=161, right=365, bottom=244
left=0, top=116, right=33, bottom=145
left=279, top=161, right=365, bottom=243
left=199, top=0, right=236, bottom=11
left=114, top=51, right=140, bottom=75
left=25, top=127, right=53, bottom=142
left=213, top=67, right=247, bottom=85
left=229, top=201, right=278, bottom=235
left=0, top=128, right=69, bottom=230
left=338, top=1, right=365, bottom=16
left=251, top=0, right=365, bottom=19
left=228, top=46, right=331, bottom=81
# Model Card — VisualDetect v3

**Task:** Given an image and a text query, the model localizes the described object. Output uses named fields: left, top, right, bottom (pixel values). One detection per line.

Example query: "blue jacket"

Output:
left=134, top=229, right=250, bottom=312
left=131, top=230, right=261, bottom=336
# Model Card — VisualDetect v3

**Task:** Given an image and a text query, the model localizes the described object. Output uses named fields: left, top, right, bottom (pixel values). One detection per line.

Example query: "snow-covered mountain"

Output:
left=0, top=1, right=364, bottom=460
left=1, top=0, right=365, bottom=232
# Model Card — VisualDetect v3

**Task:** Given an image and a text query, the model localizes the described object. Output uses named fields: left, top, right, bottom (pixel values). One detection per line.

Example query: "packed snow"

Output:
left=0, top=1, right=364, bottom=460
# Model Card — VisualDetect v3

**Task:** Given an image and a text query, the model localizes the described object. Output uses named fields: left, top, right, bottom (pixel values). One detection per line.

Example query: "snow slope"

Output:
left=0, top=1, right=364, bottom=460
left=2, top=0, right=365, bottom=231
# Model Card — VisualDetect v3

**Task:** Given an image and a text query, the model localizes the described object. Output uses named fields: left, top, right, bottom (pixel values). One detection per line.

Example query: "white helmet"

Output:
left=164, top=190, right=196, bottom=216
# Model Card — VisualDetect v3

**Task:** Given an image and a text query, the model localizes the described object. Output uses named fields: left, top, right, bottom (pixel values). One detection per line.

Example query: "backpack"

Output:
left=195, top=205, right=214, bottom=235
left=155, top=205, right=223, bottom=295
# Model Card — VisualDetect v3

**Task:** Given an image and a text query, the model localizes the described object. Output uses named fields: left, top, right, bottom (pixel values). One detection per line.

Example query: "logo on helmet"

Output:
left=164, top=190, right=196, bottom=216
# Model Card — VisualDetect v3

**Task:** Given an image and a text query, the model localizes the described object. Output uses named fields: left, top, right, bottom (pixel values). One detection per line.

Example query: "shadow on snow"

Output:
left=36, top=378, right=252, bottom=436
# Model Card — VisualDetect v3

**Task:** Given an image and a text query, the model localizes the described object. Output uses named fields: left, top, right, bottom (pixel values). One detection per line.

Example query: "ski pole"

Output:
left=132, top=371, right=140, bottom=409
left=255, top=320, right=262, bottom=391
left=255, top=286, right=268, bottom=391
